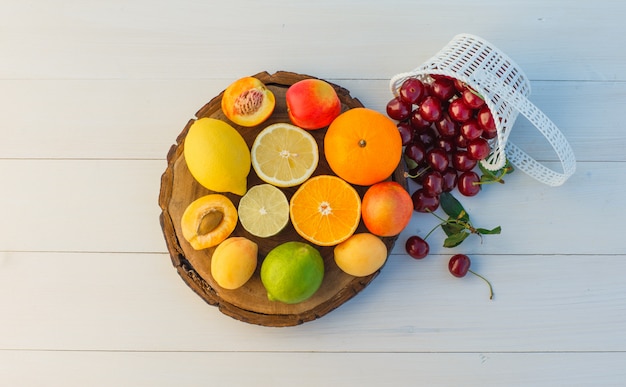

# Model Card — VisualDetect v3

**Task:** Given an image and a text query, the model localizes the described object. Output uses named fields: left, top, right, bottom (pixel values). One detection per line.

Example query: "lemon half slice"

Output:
left=251, top=123, right=319, bottom=187
left=238, top=184, right=290, bottom=238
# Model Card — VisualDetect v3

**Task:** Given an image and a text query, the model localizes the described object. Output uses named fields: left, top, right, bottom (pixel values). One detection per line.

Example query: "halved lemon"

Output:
left=251, top=123, right=319, bottom=187
left=238, top=184, right=290, bottom=238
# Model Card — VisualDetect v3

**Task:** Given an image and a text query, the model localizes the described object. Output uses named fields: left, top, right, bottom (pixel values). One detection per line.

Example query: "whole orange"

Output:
left=324, top=108, right=402, bottom=186
left=361, top=181, right=413, bottom=237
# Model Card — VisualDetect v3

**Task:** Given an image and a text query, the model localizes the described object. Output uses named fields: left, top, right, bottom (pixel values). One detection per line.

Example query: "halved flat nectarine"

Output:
left=221, top=77, right=275, bottom=127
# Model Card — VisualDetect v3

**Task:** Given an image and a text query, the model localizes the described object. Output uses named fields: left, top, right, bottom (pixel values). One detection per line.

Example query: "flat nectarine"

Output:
left=286, top=78, right=341, bottom=130
left=221, top=77, right=275, bottom=127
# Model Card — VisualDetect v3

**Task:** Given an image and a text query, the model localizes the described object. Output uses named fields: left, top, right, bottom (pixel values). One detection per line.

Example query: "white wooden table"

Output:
left=2, top=1, right=625, bottom=385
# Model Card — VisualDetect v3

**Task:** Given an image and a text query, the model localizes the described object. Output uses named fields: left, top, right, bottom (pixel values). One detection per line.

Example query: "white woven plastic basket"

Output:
left=389, top=33, right=576, bottom=186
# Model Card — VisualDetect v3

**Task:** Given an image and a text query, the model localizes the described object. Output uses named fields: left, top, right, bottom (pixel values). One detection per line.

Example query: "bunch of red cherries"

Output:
left=387, top=75, right=499, bottom=299
left=387, top=75, right=497, bottom=212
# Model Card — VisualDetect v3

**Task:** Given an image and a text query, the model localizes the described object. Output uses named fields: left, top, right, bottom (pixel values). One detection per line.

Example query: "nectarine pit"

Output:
left=234, top=89, right=264, bottom=116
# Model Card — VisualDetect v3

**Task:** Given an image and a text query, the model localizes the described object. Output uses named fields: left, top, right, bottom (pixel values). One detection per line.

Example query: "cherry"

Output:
left=460, top=119, right=483, bottom=141
left=405, top=235, right=429, bottom=259
left=412, top=188, right=440, bottom=213
left=399, top=78, right=425, bottom=105
left=421, top=170, right=444, bottom=197
left=448, top=98, right=473, bottom=123
left=481, top=125, right=498, bottom=140
left=453, top=78, right=467, bottom=93
left=426, top=147, right=449, bottom=172
left=467, top=137, right=491, bottom=160
left=448, top=254, right=494, bottom=299
left=441, top=167, right=458, bottom=192
left=449, top=254, right=471, bottom=277
left=431, top=77, right=456, bottom=101
left=477, top=105, right=496, bottom=132
left=452, top=150, right=477, bottom=172
left=461, top=88, right=485, bottom=109
left=429, top=74, right=452, bottom=81
left=386, top=97, right=412, bottom=121
left=397, top=121, right=414, bottom=145
left=416, top=127, right=437, bottom=148
left=404, top=142, right=426, bottom=166
left=435, top=114, right=459, bottom=138
left=410, top=109, right=431, bottom=132
left=457, top=171, right=481, bottom=196
left=418, top=96, right=443, bottom=122
left=435, top=137, right=455, bottom=154
left=454, top=133, right=469, bottom=149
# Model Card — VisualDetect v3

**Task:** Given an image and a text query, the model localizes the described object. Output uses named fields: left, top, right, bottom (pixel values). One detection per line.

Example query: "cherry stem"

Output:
left=468, top=269, right=494, bottom=300
left=428, top=210, right=478, bottom=234
left=473, top=166, right=514, bottom=186
left=404, top=165, right=431, bottom=179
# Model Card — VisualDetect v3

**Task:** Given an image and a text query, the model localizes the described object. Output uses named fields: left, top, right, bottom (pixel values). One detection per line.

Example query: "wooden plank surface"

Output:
left=1, top=0, right=625, bottom=385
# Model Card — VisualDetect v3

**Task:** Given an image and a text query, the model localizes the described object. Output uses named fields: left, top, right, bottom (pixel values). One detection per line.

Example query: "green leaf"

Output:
left=443, top=231, right=470, bottom=248
left=476, top=226, right=502, bottom=235
left=441, top=221, right=464, bottom=237
left=403, top=154, right=418, bottom=170
left=478, top=162, right=497, bottom=179
left=480, top=174, right=495, bottom=183
left=440, top=192, right=469, bottom=222
left=503, top=159, right=515, bottom=174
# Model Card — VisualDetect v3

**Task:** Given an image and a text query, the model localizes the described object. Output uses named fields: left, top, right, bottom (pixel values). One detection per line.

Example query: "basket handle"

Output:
left=475, top=71, right=576, bottom=186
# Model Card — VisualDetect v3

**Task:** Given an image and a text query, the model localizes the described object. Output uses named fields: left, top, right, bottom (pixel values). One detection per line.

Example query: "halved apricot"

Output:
left=181, top=194, right=238, bottom=250
left=221, top=77, right=276, bottom=127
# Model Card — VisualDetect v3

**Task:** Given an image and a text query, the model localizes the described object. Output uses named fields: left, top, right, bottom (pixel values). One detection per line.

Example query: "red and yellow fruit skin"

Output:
left=286, top=79, right=341, bottom=130
left=221, top=77, right=275, bottom=127
left=361, top=181, right=413, bottom=237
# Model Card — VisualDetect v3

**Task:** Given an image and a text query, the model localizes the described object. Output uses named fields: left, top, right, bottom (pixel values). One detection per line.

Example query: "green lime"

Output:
left=260, top=241, right=324, bottom=304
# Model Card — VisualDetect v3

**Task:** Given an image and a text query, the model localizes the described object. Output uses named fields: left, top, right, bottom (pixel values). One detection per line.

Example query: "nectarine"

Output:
left=361, top=181, right=413, bottom=237
left=286, top=78, right=341, bottom=130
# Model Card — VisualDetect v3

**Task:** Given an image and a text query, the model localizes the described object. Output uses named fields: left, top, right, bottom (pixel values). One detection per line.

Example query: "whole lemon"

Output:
left=260, top=241, right=324, bottom=304
left=184, top=118, right=251, bottom=196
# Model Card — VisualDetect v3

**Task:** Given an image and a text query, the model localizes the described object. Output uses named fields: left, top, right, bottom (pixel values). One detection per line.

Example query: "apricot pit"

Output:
left=181, top=194, right=238, bottom=250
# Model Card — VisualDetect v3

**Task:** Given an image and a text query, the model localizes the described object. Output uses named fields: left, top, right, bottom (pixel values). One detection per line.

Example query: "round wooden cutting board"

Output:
left=159, top=71, right=407, bottom=327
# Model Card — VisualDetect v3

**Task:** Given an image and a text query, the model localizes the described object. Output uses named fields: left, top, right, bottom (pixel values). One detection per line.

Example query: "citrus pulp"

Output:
left=289, top=175, right=361, bottom=247
left=238, top=184, right=289, bottom=238
left=251, top=122, right=319, bottom=187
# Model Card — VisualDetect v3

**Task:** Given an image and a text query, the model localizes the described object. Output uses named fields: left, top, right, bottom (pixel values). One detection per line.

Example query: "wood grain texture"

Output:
left=2, top=351, right=625, bottom=387
left=159, top=71, right=406, bottom=326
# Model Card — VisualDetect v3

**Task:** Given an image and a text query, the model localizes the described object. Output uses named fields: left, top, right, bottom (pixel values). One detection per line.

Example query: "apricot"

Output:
left=361, top=181, right=413, bottom=237
left=181, top=194, right=238, bottom=250
left=221, top=77, right=276, bottom=127
left=334, top=233, right=387, bottom=277
left=211, top=237, right=258, bottom=290
left=286, top=78, right=341, bottom=130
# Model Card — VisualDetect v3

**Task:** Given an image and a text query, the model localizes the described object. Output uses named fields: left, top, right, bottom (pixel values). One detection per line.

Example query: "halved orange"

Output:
left=289, top=175, right=361, bottom=247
